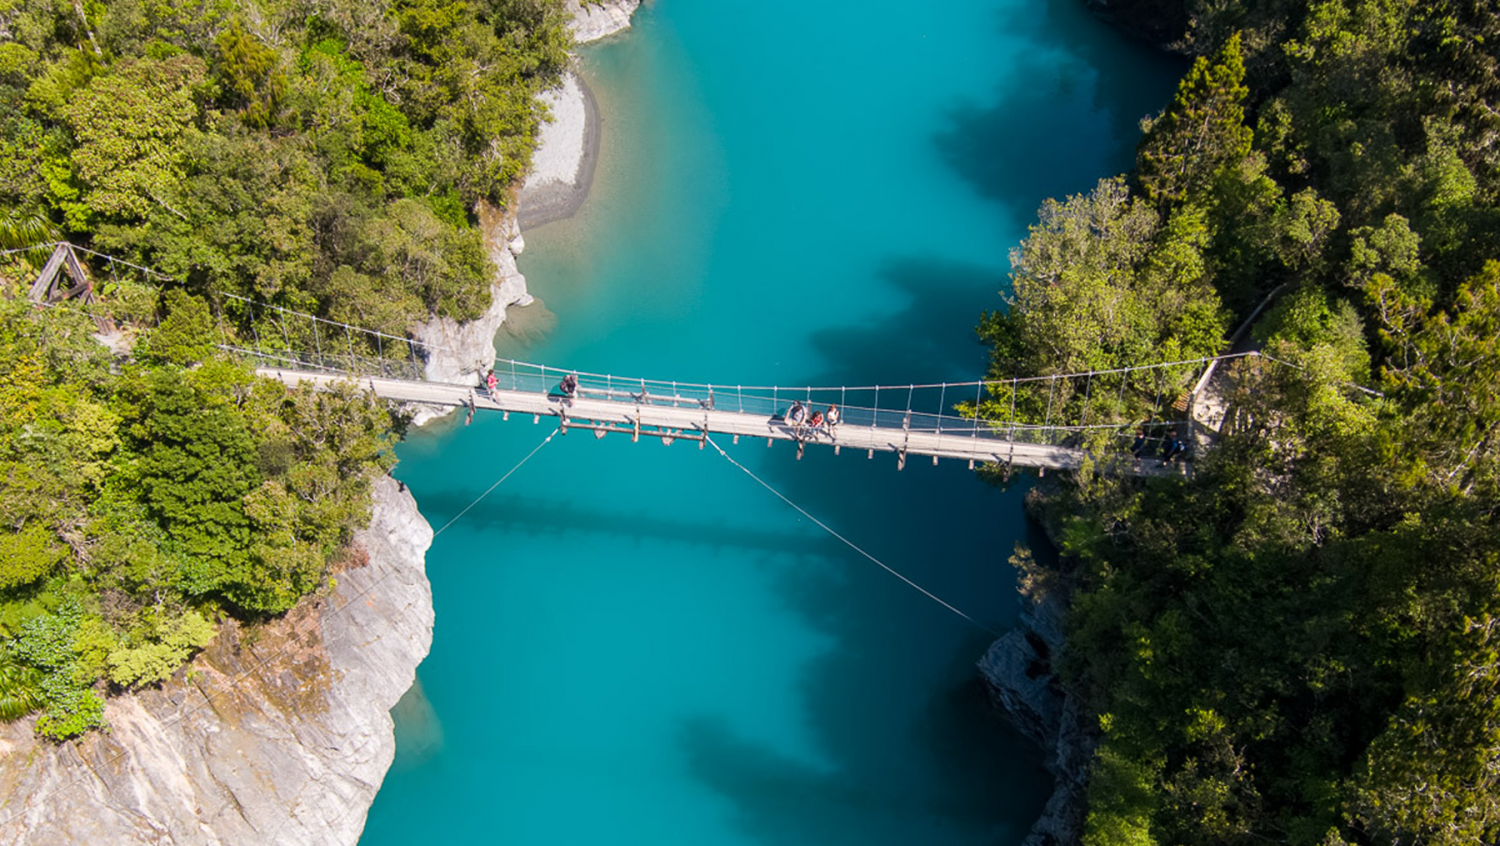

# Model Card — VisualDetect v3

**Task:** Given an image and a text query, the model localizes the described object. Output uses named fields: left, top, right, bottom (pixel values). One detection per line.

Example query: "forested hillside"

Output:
left=0, top=0, right=569, bottom=739
left=982, top=2, right=1500, bottom=843
left=2, top=0, right=570, bottom=330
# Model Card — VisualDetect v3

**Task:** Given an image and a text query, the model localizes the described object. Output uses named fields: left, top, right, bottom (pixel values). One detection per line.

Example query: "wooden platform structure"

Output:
left=28, top=244, right=98, bottom=305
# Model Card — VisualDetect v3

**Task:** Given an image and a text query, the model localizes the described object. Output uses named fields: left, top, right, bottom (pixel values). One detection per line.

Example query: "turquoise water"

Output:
left=361, top=1, right=1181, bottom=843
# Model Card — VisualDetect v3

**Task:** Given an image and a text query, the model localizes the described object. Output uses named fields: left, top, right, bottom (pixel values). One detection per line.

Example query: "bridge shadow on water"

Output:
left=667, top=254, right=1054, bottom=844
left=934, top=0, right=1186, bottom=211
left=413, top=488, right=841, bottom=561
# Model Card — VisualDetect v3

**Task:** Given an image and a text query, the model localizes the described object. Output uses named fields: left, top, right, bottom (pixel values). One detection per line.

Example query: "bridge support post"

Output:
left=897, top=451, right=906, bottom=471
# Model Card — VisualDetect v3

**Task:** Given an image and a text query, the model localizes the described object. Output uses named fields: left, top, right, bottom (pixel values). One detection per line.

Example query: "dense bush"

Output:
left=0, top=298, right=396, bottom=738
left=980, top=2, right=1500, bottom=843
left=0, top=0, right=568, bottom=739
left=0, top=0, right=571, bottom=335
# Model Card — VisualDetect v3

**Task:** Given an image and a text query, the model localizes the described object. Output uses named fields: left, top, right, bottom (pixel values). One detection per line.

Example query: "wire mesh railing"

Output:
left=224, top=345, right=431, bottom=382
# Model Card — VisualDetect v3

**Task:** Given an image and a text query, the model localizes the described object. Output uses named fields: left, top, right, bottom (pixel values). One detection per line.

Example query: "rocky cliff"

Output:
left=977, top=490, right=1097, bottom=846
left=0, top=478, right=433, bottom=846
left=565, top=0, right=642, bottom=43
left=410, top=201, right=533, bottom=426
left=979, top=596, right=1094, bottom=846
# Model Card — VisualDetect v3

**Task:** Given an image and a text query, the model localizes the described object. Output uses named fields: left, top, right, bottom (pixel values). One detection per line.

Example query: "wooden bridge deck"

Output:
left=258, top=368, right=1181, bottom=476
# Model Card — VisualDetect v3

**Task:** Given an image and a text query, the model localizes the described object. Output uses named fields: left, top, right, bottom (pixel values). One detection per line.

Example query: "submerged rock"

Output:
left=0, top=478, right=434, bottom=846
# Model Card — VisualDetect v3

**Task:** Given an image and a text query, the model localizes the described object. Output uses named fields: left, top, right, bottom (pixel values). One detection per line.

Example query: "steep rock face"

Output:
left=978, top=492, right=1096, bottom=846
left=409, top=201, right=532, bottom=425
left=565, top=0, right=642, bottom=43
left=0, top=2, right=645, bottom=839
left=0, top=478, right=433, bottom=846
left=979, top=590, right=1094, bottom=846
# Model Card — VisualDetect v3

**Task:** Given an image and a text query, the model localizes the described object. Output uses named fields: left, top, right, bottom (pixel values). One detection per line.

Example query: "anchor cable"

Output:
left=704, top=435, right=1002, bottom=636
left=434, top=425, right=561, bottom=537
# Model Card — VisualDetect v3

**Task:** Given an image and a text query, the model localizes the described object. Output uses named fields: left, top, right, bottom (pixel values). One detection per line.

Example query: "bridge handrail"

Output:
left=473, top=351, right=1263, bottom=395
left=236, top=347, right=1194, bottom=448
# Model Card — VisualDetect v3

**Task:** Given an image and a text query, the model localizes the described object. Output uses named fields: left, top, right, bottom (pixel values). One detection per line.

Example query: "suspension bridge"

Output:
left=237, top=334, right=1219, bottom=476
left=9, top=242, right=1238, bottom=476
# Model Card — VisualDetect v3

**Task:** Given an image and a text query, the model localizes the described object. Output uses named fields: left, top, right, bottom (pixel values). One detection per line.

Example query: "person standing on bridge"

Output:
left=823, top=404, right=840, bottom=435
left=485, top=369, right=499, bottom=401
left=561, top=372, right=578, bottom=404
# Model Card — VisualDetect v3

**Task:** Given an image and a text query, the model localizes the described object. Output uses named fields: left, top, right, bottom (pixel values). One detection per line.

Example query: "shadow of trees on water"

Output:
left=663, top=253, right=1054, bottom=844
left=935, top=0, right=1186, bottom=210
left=806, top=255, right=1004, bottom=386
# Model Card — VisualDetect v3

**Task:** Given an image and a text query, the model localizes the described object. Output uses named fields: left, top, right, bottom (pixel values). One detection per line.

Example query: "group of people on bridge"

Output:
left=482, top=369, right=578, bottom=404
left=785, top=401, right=839, bottom=440
left=1131, top=426, right=1188, bottom=466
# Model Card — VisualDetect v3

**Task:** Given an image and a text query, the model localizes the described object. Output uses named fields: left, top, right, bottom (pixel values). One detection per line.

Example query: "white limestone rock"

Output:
left=0, top=477, right=434, bottom=846
left=565, top=0, right=641, bottom=43
left=409, top=201, right=532, bottom=426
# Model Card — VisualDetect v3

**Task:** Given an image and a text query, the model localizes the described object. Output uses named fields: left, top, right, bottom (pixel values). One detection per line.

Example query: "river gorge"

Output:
left=362, top=1, right=1181, bottom=843
left=0, top=1, right=1184, bottom=843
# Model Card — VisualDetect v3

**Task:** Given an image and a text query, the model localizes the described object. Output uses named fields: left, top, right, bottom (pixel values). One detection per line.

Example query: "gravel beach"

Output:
left=518, top=70, right=601, bottom=230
